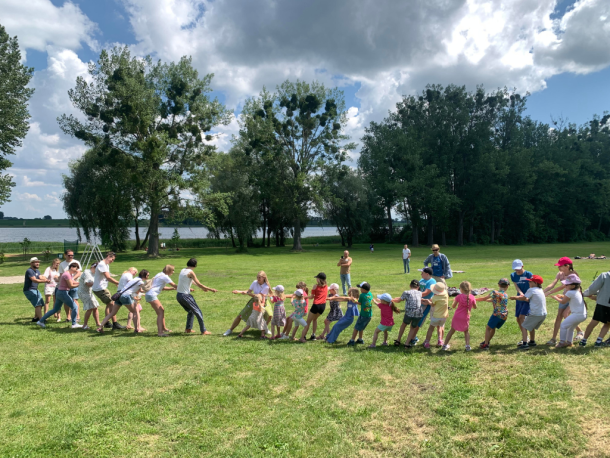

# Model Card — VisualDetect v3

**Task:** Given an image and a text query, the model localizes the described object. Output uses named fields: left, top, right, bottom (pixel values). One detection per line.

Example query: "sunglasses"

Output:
left=432, top=249, right=439, bottom=252
left=66, top=254, right=74, bottom=257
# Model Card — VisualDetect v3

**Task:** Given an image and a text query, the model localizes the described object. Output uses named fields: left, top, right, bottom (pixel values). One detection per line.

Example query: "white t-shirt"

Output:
left=149, top=273, right=174, bottom=296
left=249, top=280, right=270, bottom=295
left=565, top=290, right=586, bottom=316
left=117, top=272, right=133, bottom=291
left=43, top=267, right=59, bottom=287
left=402, top=249, right=411, bottom=259
left=59, top=259, right=82, bottom=274
left=92, top=260, right=110, bottom=291
left=122, top=278, right=143, bottom=296
left=525, top=287, right=547, bottom=316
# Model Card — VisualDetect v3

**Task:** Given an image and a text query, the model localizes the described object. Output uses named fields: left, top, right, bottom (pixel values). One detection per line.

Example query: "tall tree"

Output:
left=58, top=46, right=231, bottom=256
left=0, top=25, right=34, bottom=205
left=238, top=81, right=354, bottom=250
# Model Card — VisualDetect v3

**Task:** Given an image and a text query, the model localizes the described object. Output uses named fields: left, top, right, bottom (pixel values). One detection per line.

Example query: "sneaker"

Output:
left=413, top=336, right=420, bottom=344
left=593, top=340, right=602, bottom=347
left=104, top=322, right=112, bottom=329
left=381, top=342, right=388, bottom=346
left=518, top=343, right=530, bottom=350
left=546, top=339, right=557, bottom=346
left=347, top=340, right=355, bottom=346
left=279, top=334, right=290, bottom=340
left=579, top=339, right=588, bottom=347
left=112, top=322, right=126, bottom=330
left=223, top=329, right=232, bottom=336
left=480, top=343, right=490, bottom=350
left=309, top=334, right=317, bottom=341
left=528, top=340, right=537, bottom=347
left=368, top=344, right=376, bottom=348
left=71, top=323, right=83, bottom=329
left=423, top=341, right=430, bottom=349
left=82, top=326, right=90, bottom=330
left=31, top=317, right=39, bottom=322
left=437, top=339, right=444, bottom=347
left=266, top=330, right=272, bottom=336
left=410, top=339, right=418, bottom=346
left=36, top=321, right=46, bottom=329
left=356, top=339, right=364, bottom=344
left=465, top=345, right=471, bottom=351
left=517, top=340, right=524, bottom=346
left=441, top=344, right=450, bottom=351
left=56, top=317, right=62, bottom=322
left=602, top=339, right=610, bottom=347
left=575, top=331, right=585, bottom=341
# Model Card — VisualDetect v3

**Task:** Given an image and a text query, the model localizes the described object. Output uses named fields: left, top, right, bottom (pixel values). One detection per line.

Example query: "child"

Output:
left=369, top=293, right=401, bottom=348
left=551, top=274, right=587, bottom=348
left=325, top=288, right=360, bottom=343
left=126, top=293, right=146, bottom=332
left=283, top=289, right=308, bottom=340
left=442, top=281, right=477, bottom=351
left=510, top=274, right=546, bottom=350
left=318, top=283, right=342, bottom=341
left=477, top=278, right=510, bottom=350
left=237, top=294, right=269, bottom=339
left=300, top=273, right=328, bottom=342
left=281, top=281, right=309, bottom=338
left=422, top=282, right=449, bottom=348
left=392, top=279, right=424, bottom=348
left=347, top=281, right=373, bottom=346
left=270, top=285, right=286, bottom=339
left=511, top=259, right=534, bottom=345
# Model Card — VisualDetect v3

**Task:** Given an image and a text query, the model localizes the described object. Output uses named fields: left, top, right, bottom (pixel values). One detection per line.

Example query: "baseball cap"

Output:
left=273, top=285, right=284, bottom=292
left=30, top=257, right=39, bottom=263
left=554, top=257, right=573, bottom=267
left=512, top=259, right=524, bottom=270
left=528, top=275, right=544, bottom=285
left=329, top=283, right=339, bottom=290
left=561, top=273, right=581, bottom=285
left=377, top=293, right=393, bottom=302
left=314, top=272, right=327, bottom=280
left=357, top=281, right=370, bottom=291
left=294, top=289, right=304, bottom=296
left=498, top=278, right=510, bottom=286
left=432, top=282, right=446, bottom=294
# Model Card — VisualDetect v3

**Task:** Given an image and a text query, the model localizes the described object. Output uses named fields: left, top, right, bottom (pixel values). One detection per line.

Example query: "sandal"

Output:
left=96, top=327, right=104, bottom=333
left=546, top=339, right=557, bottom=346
left=237, top=334, right=243, bottom=338
left=393, top=339, right=401, bottom=347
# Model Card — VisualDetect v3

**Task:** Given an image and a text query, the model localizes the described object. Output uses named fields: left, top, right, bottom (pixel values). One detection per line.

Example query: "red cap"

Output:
left=554, top=257, right=573, bottom=267
left=528, top=275, right=544, bottom=285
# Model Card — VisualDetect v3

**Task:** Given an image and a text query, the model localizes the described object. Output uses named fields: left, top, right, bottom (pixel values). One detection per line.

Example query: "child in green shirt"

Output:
left=348, top=282, right=373, bottom=345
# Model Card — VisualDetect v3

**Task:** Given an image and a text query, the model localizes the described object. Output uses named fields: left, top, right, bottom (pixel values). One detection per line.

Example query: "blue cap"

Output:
left=377, top=293, right=392, bottom=303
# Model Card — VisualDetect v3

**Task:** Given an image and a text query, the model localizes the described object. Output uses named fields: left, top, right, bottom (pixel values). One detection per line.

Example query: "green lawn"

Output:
left=1, top=242, right=610, bottom=457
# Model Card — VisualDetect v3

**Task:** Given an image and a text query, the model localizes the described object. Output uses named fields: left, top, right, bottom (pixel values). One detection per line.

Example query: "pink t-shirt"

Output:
left=378, top=301, right=395, bottom=326
left=58, top=272, right=73, bottom=291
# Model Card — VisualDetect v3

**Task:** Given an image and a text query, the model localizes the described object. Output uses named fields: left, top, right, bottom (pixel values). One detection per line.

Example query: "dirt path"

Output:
left=0, top=276, right=24, bottom=285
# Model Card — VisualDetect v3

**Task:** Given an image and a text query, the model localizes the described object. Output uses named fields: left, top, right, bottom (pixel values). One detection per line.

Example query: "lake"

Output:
left=0, top=226, right=338, bottom=243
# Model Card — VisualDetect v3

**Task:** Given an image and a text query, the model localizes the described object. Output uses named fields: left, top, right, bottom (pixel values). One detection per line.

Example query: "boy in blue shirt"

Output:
left=510, top=259, right=533, bottom=346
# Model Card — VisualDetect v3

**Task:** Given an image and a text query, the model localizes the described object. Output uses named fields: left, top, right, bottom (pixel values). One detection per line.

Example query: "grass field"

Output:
left=1, top=242, right=610, bottom=457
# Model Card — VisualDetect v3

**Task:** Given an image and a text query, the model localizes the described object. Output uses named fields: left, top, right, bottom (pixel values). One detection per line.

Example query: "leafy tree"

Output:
left=0, top=25, right=34, bottom=205
left=43, top=215, right=52, bottom=220
left=58, top=46, right=231, bottom=256
left=0, top=211, right=4, bottom=219
left=238, top=81, right=355, bottom=250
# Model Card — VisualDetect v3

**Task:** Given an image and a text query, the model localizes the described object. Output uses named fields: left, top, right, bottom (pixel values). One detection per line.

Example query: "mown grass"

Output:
left=1, top=242, right=610, bottom=457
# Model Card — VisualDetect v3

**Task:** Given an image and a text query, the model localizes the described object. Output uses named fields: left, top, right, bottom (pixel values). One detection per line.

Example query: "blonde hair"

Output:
left=257, top=270, right=270, bottom=287
left=51, top=258, right=61, bottom=269
left=296, top=281, right=309, bottom=296
left=273, top=288, right=286, bottom=301
left=459, top=281, right=472, bottom=295
left=253, top=293, right=264, bottom=304
left=123, top=267, right=137, bottom=275
left=347, top=287, right=360, bottom=300
left=431, top=244, right=440, bottom=251
left=163, top=264, right=175, bottom=275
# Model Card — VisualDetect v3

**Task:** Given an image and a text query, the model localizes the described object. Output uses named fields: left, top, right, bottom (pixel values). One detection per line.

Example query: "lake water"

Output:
left=0, top=226, right=338, bottom=243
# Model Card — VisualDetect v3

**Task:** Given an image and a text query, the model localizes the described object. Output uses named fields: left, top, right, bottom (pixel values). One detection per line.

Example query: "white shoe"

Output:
left=266, top=330, right=272, bottom=336
left=56, top=317, right=61, bottom=322
left=36, top=321, right=46, bottom=328
left=82, top=325, right=90, bottom=330
left=223, top=329, right=232, bottom=336
left=71, top=323, right=83, bottom=329
left=280, top=335, right=290, bottom=340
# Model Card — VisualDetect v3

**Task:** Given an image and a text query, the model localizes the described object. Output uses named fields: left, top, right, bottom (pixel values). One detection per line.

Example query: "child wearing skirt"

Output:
left=442, top=281, right=477, bottom=351
left=318, top=283, right=343, bottom=340
left=238, top=294, right=269, bottom=339
left=270, top=285, right=287, bottom=339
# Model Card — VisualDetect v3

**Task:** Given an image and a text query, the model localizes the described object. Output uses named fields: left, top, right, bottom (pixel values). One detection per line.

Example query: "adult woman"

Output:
left=97, top=269, right=148, bottom=334
left=224, top=271, right=272, bottom=336
left=299, top=272, right=328, bottom=342
left=423, top=244, right=452, bottom=285
left=145, top=266, right=177, bottom=337
left=544, top=257, right=584, bottom=345
left=80, top=263, right=101, bottom=329
left=43, top=258, right=61, bottom=321
left=36, top=262, right=82, bottom=329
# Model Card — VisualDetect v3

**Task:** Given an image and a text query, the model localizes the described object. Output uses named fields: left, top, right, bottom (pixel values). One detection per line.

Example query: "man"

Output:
left=92, top=251, right=124, bottom=329
left=23, top=257, right=50, bottom=321
left=337, top=250, right=352, bottom=295
left=58, top=250, right=82, bottom=322
left=423, top=244, right=452, bottom=284
left=402, top=244, right=411, bottom=274
left=580, top=271, right=610, bottom=347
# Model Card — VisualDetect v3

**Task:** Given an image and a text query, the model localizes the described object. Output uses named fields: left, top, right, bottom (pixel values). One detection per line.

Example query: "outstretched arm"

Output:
left=188, top=271, right=217, bottom=293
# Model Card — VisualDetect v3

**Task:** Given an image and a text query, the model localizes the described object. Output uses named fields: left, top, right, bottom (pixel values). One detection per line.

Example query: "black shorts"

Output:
left=592, top=304, right=610, bottom=324
left=310, top=303, right=326, bottom=315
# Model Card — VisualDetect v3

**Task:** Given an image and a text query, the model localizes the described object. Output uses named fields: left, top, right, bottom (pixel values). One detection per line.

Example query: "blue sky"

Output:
left=1, top=0, right=609, bottom=218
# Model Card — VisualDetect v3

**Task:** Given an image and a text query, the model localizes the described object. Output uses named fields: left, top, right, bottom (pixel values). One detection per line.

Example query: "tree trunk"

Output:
left=412, top=222, right=419, bottom=247
left=275, top=230, right=279, bottom=247
left=347, top=231, right=353, bottom=248
left=267, top=225, right=272, bottom=247
left=441, top=231, right=446, bottom=246
left=280, top=229, right=285, bottom=247
left=133, top=217, right=141, bottom=250
left=468, top=218, right=474, bottom=243
left=261, top=213, right=266, bottom=247
left=292, top=218, right=303, bottom=251
left=457, top=212, right=464, bottom=246
left=147, top=206, right=160, bottom=257
left=230, top=229, right=236, bottom=248
left=386, top=205, right=393, bottom=242
left=491, top=217, right=495, bottom=244
left=427, top=216, right=434, bottom=245
left=140, top=223, right=151, bottom=249
left=339, top=228, right=345, bottom=247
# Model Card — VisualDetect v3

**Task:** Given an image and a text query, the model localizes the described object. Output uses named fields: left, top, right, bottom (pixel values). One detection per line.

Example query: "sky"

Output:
left=1, top=0, right=609, bottom=219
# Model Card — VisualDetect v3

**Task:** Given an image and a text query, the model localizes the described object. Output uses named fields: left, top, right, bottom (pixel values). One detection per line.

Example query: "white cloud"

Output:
left=16, top=192, right=42, bottom=202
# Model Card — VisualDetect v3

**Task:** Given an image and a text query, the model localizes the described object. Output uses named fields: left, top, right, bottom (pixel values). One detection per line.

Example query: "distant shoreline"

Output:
left=0, top=219, right=338, bottom=228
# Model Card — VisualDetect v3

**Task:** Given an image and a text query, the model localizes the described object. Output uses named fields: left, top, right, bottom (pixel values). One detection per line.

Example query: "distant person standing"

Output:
left=402, top=244, right=411, bottom=274
left=58, top=250, right=82, bottom=323
left=423, top=244, right=452, bottom=285
left=337, top=250, right=352, bottom=295
left=23, top=257, right=50, bottom=322
left=370, top=244, right=374, bottom=253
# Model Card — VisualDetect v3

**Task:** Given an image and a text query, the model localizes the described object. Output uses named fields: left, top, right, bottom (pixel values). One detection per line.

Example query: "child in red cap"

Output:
left=510, top=275, right=546, bottom=350
left=543, top=257, right=584, bottom=344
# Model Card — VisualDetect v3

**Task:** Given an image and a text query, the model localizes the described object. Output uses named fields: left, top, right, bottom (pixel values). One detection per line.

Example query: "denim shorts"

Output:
left=145, top=292, right=158, bottom=303
left=354, top=316, right=372, bottom=331
left=68, top=288, right=79, bottom=301
left=119, top=294, right=133, bottom=306
left=515, top=301, right=530, bottom=317
left=24, top=290, right=44, bottom=307
left=487, top=314, right=507, bottom=329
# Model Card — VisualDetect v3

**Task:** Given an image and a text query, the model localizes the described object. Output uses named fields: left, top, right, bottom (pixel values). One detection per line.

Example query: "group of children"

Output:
left=228, top=256, right=607, bottom=352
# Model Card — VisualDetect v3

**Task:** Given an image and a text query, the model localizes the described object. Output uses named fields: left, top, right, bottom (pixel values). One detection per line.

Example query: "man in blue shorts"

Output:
left=23, top=257, right=50, bottom=322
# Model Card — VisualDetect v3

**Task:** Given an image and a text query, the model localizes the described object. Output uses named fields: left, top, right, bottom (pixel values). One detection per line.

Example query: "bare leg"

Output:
left=551, top=309, right=563, bottom=341
left=126, top=312, right=134, bottom=329
left=229, top=315, right=242, bottom=332
left=350, top=328, right=358, bottom=341
left=238, top=325, right=251, bottom=337
left=529, top=329, right=536, bottom=342
left=83, top=309, right=92, bottom=327
left=370, top=328, right=380, bottom=346
left=438, top=326, right=445, bottom=342
left=319, top=320, right=331, bottom=339
left=425, top=325, right=434, bottom=342
left=444, top=328, right=456, bottom=346
left=290, top=326, right=300, bottom=339
left=599, top=323, right=610, bottom=340
left=584, top=319, right=600, bottom=340
left=395, top=323, right=407, bottom=343
left=519, top=316, right=528, bottom=342
left=283, top=317, right=293, bottom=336
left=44, top=295, right=51, bottom=315
left=149, top=300, right=166, bottom=336
left=64, top=304, right=71, bottom=321
left=383, top=330, right=389, bottom=345
left=34, top=306, right=42, bottom=320
left=98, top=303, right=122, bottom=329
left=464, top=329, right=470, bottom=346
left=300, top=312, right=321, bottom=342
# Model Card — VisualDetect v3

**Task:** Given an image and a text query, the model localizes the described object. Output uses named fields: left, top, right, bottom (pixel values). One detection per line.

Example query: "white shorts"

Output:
left=44, top=285, right=56, bottom=296
left=292, top=317, right=307, bottom=327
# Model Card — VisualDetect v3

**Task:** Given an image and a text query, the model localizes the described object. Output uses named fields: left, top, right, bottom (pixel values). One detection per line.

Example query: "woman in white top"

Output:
left=145, top=265, right=177, bottom=337
left=43, top=258, right=61, bottom=321
left=176, top=258, right=217, bottom=335
left=80, top=263, right=101, bottom=329
left=223, top=270, right=272, bottom=336
left=552, top=274, right=587, bottom=348
left=97, top=269, right=148, bottom=334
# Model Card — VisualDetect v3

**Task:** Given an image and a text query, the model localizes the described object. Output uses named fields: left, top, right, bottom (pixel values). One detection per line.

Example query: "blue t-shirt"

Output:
left=430, top=256, right=443, bottom=277
left=24, top=268, right=40, bottom=292
left=419, top=277, right=437, bottom=300
left=511, top=270, right=533, bottom=296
